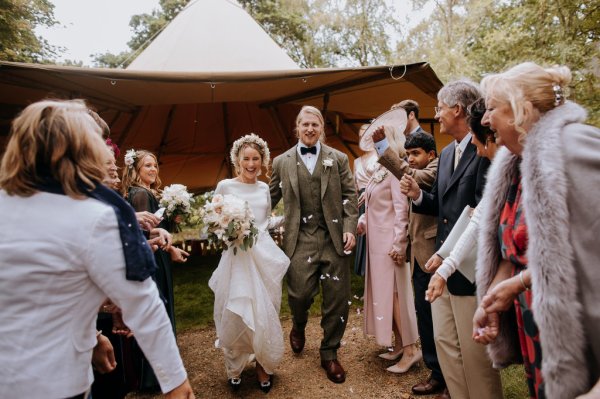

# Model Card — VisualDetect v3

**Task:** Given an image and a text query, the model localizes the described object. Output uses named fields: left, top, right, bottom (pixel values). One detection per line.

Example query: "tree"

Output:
left=394, top=0, right=600, bottom=126
left=0, top=0, right=59, bottom=62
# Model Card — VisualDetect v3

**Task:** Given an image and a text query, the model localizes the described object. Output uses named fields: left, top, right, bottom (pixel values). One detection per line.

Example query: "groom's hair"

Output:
left=295, top=105, right=326, bottom=143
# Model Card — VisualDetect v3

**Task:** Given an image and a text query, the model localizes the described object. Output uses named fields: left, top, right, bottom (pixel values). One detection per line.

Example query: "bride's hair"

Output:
left=230, top=133, right=271, bottom=177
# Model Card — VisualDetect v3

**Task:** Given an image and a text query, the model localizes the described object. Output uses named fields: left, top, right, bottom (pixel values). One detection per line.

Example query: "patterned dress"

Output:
left=498, top=171, right=544, bottom=399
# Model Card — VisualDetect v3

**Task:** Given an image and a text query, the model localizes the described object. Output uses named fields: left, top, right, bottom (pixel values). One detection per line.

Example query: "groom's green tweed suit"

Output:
left=270, top=143, right=358, bottom=360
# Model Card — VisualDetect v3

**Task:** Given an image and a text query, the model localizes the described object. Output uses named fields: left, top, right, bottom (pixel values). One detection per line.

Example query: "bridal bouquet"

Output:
left=202, top=193, right=258, bottom=254
left=159, top=184, right=194, bottom=231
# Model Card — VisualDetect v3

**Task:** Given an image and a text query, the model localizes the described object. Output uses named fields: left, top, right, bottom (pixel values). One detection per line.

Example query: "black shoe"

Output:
left=258, top=375, right=273, bottom=393
left=228, top=377, right=242, bottom=392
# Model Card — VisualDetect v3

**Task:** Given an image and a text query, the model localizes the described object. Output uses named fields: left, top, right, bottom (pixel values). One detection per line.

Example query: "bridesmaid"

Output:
left=357, top=126, right=421, bottom=374
left=120, top=149, right=188, bottom=391
left=353, top=124, right=378, bottom=276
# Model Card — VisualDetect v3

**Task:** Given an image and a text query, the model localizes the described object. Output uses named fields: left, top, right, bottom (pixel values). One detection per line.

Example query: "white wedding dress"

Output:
left=208, top=179, right=290, bottom=378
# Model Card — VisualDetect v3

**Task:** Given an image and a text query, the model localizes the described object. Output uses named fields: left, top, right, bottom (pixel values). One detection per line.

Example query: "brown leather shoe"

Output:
left=434, top=388, right=451, bottom=399
left=321, top=359, right=346, bottom=383
left=289, top=327, right=305, bottom=353
left=411, top=377, right=445, bottom=395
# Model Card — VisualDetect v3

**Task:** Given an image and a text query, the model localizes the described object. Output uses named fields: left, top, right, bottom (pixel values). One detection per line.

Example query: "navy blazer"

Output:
left=413, top=139, right=489, bottom=295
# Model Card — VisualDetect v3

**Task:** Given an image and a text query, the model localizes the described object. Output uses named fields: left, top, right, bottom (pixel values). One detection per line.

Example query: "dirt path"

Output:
left=128, top=311, right=439, bottom=399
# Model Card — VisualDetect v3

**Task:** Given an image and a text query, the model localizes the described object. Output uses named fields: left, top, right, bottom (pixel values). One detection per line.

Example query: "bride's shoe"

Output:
left=378, top=348, right=404, bottom=361
left=258, top=374, right=273, bottom=393
left=228, top=377, right=242, bottom=392
left=386, top=350, right=422, bottom=374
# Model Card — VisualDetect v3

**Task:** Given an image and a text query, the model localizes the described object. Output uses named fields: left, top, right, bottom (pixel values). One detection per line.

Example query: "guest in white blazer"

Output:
left=0, top=99, right=194, bottom=399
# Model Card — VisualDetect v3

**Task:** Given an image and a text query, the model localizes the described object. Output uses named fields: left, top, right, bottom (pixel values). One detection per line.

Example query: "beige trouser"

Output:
left=432, top=287, right=503, bottom=399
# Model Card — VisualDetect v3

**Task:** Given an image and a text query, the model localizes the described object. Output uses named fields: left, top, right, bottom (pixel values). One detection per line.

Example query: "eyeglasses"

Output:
left=434, top=104, right=458, bottom=115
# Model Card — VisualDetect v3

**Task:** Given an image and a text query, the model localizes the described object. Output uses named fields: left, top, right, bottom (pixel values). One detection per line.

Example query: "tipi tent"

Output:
left=127, top=0, right=299, bottom=72
left=0, top=0, right=445, bottom=192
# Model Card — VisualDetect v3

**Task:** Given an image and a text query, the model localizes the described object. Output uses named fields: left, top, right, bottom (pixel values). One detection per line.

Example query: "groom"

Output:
left=270, top=105, right=358, bottom=383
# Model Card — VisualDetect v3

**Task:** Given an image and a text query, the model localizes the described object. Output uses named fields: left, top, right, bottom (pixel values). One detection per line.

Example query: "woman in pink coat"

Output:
left=357, top=126, right=421, bottom=374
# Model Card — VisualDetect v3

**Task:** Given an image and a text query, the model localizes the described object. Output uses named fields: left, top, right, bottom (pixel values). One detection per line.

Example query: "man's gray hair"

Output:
left=438, top=79, right=481, bottom=112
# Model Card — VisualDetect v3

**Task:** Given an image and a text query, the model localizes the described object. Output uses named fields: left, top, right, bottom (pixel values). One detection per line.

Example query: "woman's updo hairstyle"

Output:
left=481, top=62, right=572, bottom=137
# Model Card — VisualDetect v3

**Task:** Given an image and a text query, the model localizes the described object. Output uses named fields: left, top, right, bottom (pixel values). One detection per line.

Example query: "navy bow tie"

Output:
left=300, top=146, right=317, bottom=155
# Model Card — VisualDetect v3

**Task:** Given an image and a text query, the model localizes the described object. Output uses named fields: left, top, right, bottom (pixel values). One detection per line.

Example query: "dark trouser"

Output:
left=287, top=228, right=351, bottom=361
left=413, top=260, right=445, bottom=384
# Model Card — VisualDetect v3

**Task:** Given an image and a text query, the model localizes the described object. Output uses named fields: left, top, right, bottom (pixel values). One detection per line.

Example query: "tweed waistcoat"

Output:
left=297, top=151, right=327, bottom=233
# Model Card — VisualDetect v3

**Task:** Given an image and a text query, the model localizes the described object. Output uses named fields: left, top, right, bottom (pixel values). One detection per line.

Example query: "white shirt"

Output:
left=297, top=140, right=321, bottom=174
left=0, top=191, right=187, bottom=398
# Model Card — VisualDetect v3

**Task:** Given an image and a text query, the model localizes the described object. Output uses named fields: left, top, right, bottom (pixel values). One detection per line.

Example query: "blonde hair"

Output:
left=0, top=99, right=107, bottom=198
left=295, top=105, right=326, bottom=143
left=230, top=133, right=271, bottom=177
left=481, top=62, right=572, bottom=139
left=121, top=150, right=162, bottom=197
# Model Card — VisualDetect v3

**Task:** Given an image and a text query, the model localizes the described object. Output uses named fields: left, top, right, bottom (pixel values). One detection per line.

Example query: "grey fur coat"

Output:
left=476, top=101, right=600, bottom=398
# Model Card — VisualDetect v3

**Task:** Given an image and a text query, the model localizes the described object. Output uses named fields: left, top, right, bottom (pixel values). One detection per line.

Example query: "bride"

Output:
left=209, top=133, right=290, bottom=394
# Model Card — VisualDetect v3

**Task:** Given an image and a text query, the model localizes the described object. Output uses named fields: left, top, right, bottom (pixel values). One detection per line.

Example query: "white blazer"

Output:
left=0, top=191, right=187, bottom=398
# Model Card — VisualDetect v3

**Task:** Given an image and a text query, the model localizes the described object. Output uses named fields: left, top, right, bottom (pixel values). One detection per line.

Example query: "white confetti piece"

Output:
left=373, top=302, right=378, bottom=306
left=348, top=301, right=352, bottom=305
left=341, top=340, right=347, bottom=346
left=343, top=199, right=349, bottom=205
left=340, top=316, right=345, bottom=323
left=302, top=217, right=307, bottom=223
left=308, top=214, right=313, bottom=219
left=297, top=162, right=300, bottom=165
left=332, top=276, right=340, bottom=281
left=376, top=316, right=384, bottom=321
left=344, top=250, right=352, bottom=255
left=387, top=347, right=394, bottom=352
left=278, top=182, right=282, bottom=188
left=307, top=256, right=312, bottom=263
left=214, top=339, right=220, bottom=348
left=351, top=327, right=358, bottom=332
left=353, top=295, right=359, bottom=299
left=349, top=387, right=354, bottom=393
left=356, top=308, right=361, bottom=315
left=326, top=273, right=330, bottom=277
left=332, top=219, right=338, bottom=223
left=320, top=275, right=326, bottom=280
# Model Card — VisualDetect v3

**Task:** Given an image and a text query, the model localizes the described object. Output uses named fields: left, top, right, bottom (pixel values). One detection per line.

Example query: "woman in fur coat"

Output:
left=473, top=62, right=600, bottom=399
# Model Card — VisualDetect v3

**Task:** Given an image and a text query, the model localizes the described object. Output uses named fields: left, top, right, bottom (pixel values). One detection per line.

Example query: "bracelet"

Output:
left=519, top=271, right=530, bottom=291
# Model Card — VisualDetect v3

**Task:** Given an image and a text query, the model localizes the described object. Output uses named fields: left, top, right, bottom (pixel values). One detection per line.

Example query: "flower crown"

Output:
left=230, top=133, right=270, bottom=168
left=124, top=149, right=137, bottom=168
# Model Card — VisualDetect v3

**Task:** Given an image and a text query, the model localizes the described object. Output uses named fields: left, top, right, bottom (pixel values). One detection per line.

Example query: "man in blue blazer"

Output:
left=401, top=80, right=502, bottom=399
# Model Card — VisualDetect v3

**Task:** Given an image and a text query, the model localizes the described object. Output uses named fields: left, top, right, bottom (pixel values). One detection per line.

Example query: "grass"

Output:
left=172, top=254, right=528, bottom=397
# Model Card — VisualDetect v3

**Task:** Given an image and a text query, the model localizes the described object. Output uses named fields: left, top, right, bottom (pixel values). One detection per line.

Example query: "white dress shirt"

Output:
left=0, top=191, right=187, bottom=398
left=297, top=140, right=321, bottom=174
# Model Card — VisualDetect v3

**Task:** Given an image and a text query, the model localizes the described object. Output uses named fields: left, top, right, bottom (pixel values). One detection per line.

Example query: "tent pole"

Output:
left=222, top=103, right=233, bottom=178
left=267, top=106, right=293, bottom=150
left=157, top=105, right=176, bottom=162
left=115, top=108, right=142, bottom=149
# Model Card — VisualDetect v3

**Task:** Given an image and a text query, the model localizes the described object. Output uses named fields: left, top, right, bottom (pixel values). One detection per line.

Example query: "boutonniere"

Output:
left=372, top=168, right=388, bottom=183
left=323, top=158, right=334, bottom=169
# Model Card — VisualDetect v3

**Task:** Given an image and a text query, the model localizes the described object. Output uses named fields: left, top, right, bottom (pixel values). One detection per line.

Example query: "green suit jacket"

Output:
left=270, top=144, right=358, bottom=258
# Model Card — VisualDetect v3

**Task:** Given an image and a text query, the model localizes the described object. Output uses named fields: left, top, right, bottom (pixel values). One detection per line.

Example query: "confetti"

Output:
left=351, top=327, right=358, bottom=332
left=332, top=276, right=340, bottom=281
left=278, top=182, right=282, bottom=188
left=303, top=217, right=307, bottom=223
left=376, top=316, right=384, bottom=321
left=308, top=214, right=313, bottom=219
left=344, top=250, right=352, bottom=255
left=356, top=308, right=361, bottom=315
left=307, top=256, right=312, bottom=263
left=341, top=340, right=347, bottom=346
left=349, top=388, right=354, bottom=393
left=373, top=302, right=378, bottom=306
left=340, top=316, right=345, bottom=323
left=348, top=301, right=352, bottom=305
left=353, top=295, right=359, bottom=299
left=320, top=275, right=326, bottom=280
left=326, top=273, right=330, bottom=277
left=332, top=219, right=338, bottom=223
left=297, top=162, right=300, bottom=166
left=343, top=199, right=349, bottom=205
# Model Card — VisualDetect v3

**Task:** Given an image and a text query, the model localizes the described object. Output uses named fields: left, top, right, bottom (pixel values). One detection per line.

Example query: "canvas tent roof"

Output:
left=0, top=61, right=444, bottom=192
left=127, top=0, right=299, bottom=72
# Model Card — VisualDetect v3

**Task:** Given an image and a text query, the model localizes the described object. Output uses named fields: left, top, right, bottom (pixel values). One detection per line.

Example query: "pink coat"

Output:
left=359, top=167, right=418, bottom=346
